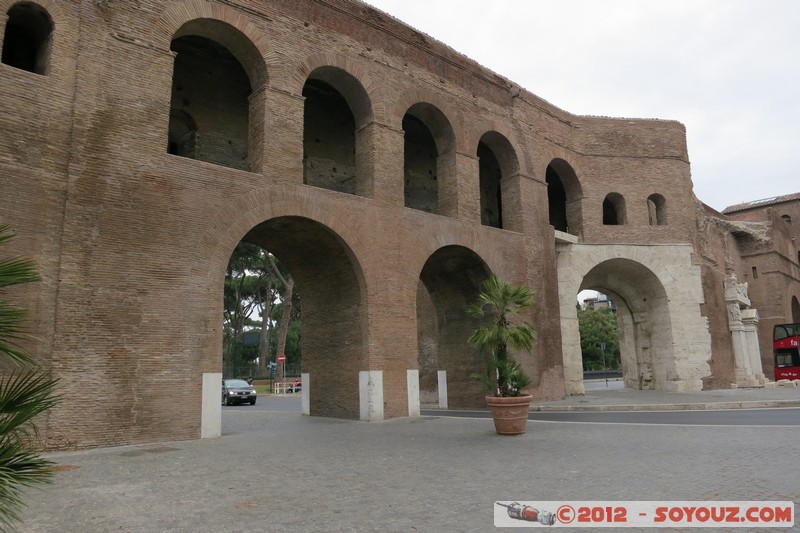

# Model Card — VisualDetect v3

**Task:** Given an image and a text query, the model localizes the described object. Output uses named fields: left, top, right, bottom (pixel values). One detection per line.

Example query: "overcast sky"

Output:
left=363, top=0, right=798, bottom=212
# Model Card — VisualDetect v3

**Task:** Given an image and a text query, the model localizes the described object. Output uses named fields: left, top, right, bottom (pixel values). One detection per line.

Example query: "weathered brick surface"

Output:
left=0, top=0, right=797, bottom=449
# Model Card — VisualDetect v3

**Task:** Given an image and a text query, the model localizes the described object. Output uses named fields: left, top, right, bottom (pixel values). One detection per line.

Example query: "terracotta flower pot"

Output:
left=485, top=394, right=533, bottom=435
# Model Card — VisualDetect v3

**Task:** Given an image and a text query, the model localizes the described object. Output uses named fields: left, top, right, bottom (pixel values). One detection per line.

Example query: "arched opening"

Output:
left=546, top=159, right=583, bottom=235
left=222, top=243, right=300, bottom=383
left=168, top=22, right=260, bottom=171
left=477, top=142, right=502, bottom=228
left=417, top=245, right=490, bottom=409
left=603, top=193, right=627, bottom=225
left=403, top=103, right=455, bottom=215
left=792, top=296, right=800, bottom=323
left=577, top=292, right=621, bottom=387
left=477, top=131, right=518, bottom=230
left=2, top=2, right=53, bottom=75
left=227, top=216, right=366, bottom=419
left=303, top=79, right=356, bottom=193
left=302, top=67, right=371, bottom=196
left=577, top=259, right=673, bottom=390
left=647, top=193, right=667, bottom=226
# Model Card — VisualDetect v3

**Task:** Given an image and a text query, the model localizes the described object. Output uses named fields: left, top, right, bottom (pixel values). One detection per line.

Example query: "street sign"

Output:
left=277, top=354, right=286, bottom=363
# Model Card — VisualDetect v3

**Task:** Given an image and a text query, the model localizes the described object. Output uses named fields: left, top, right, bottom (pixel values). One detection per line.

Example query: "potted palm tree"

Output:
left=468, top=274, right=536, bottom=435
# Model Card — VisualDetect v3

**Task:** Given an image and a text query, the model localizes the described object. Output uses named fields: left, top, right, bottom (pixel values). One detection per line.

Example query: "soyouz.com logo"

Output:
left=494, top=501, right=795, bottom=528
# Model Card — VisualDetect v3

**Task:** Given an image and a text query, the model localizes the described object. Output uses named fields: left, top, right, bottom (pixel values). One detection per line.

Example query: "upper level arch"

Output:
left=302, top=65, right=374, bottom=197
left=402, top=101, right=457, bottom=215
left=545, top=158, right=583, bottom=236
left=1, top=1, right=53, bottom=74
left=158, top=2, right=268, bottom=88
left=477, top=131, right=519, bottom=229
left=293, top=55, right=375, bottom=128
left=166, top=18, right=266, bottom=172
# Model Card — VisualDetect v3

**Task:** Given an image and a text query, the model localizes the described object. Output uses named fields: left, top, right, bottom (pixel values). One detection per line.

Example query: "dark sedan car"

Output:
left=222, top=379, right=257, bottom=406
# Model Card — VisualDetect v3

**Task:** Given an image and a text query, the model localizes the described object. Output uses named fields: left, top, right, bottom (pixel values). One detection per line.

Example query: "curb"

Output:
left=530, top=399, right=800, bottom=412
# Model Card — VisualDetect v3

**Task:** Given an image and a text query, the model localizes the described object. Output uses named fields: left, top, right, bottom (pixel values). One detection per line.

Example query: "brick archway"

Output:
left=417, top=245, right=491, bottom=409
left=241, top=216, right=367, bottom=418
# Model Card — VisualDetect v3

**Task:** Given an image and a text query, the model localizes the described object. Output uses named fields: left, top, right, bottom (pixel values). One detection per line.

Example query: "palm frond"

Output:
left=468, top=275, right=537, bottom=396
left=0, top=370, right=60, bottom=439
left=0, top=302, right=35, bottom=366
left=0, top=225, right=60, bottom=529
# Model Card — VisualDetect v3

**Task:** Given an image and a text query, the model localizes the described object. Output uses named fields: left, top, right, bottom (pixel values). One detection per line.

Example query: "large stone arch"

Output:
left=557, top=243, right=711, bottom=394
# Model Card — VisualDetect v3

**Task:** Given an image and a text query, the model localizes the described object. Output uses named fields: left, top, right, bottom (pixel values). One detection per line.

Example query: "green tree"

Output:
left=265, top=254, right=295, bottom=381
left=0, top=225, right=59, bottom=529
left=577, top=306, right=620, bottom=371
left=223, top=244, right=302, bottom=378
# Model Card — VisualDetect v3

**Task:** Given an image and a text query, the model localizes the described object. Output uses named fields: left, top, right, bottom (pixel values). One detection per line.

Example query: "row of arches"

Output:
left=164, top=23, right=670, bottom=233
left=232, top=214, right=497, bottom=417
left=166, top=30, right=520, bottom=229
left=3, top=2, right=672, bottom=235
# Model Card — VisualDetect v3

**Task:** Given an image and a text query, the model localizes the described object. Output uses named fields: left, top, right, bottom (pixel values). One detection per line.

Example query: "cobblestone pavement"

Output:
left=17, top=390, right=800, bottom=532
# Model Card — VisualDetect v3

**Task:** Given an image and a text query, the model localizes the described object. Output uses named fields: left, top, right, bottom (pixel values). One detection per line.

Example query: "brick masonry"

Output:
left=0, top=0, right=797, bottom=449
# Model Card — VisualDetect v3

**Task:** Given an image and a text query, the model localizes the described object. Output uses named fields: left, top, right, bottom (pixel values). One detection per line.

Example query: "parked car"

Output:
left=222, top=379, right=257, bottom=406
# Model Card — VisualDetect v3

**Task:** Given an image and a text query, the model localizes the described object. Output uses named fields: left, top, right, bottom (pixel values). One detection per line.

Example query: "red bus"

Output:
left=773, top=323, right=800, bottom=380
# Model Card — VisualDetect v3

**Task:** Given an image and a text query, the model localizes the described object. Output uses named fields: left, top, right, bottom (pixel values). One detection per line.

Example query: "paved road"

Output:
left=224, top=395, right=302, bottom=413
left=17, top=389, right=800, bottom=532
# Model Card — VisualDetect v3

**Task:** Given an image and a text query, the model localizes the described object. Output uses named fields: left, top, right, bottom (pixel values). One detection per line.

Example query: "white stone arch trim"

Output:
left=556, top=243, right=711, bottom=394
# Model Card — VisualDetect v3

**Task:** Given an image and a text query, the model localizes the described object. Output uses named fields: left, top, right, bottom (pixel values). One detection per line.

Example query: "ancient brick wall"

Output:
left=1, top=0, right=795, bottom=449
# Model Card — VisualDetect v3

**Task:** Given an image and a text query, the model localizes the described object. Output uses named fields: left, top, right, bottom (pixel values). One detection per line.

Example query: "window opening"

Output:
left=403, top=114, right=438, bottom=213
left=302, top=79, right=356, bottom=194
left=168, top=35, right=251, bottom=170
left=477, top=141, right=502, bottom=229
left=647, top=194, right=667, bottom=225
left=2, top=2, right=53, bottom=75
left=603, top=193, right=626, bottom=225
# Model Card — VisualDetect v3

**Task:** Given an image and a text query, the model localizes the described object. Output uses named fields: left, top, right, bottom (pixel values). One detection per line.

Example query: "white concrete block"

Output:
left=359, top=370, right=384, bottom=421
left=201, top=372, right=222, bottom=439
left=301, top=373, right=310, bottom=415
left=407, top=369, right=420, bottom=417
left=437, top=370, right=448, bottom=409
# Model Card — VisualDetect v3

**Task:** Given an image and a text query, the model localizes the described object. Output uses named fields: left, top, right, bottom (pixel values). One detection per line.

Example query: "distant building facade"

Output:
left=0, top=0, right=798, bottom=449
